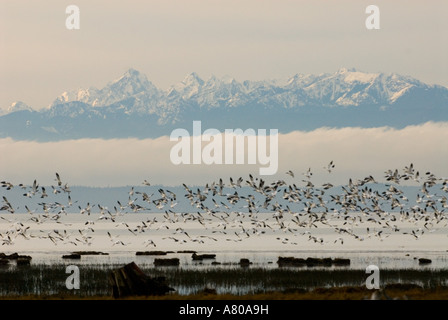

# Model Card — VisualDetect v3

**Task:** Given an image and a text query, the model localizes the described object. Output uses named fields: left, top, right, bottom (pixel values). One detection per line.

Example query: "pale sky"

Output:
left=1, top=0, right=447, bottom=110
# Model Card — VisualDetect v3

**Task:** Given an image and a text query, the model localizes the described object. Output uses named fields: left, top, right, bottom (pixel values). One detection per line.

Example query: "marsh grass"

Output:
left=1, top=263, right=447, bottom=297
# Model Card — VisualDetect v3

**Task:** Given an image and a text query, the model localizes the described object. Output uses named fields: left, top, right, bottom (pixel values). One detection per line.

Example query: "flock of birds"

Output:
left=1, top=162, right=448, bottom=248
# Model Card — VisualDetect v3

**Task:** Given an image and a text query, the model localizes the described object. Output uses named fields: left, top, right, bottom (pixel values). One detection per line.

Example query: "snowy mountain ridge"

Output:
left=44, top=68, right=442, bottom=112
left=1, top=68, right=447, bottom=141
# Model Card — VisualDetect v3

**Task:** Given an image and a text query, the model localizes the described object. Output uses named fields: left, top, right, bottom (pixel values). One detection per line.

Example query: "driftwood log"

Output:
left=418, top=258, right=432, bottom=265
left=154, top=258, right=180, bottom=266
left=192, top=253, right=216, bottom=260
left=109, top=262, right=174, bottom=298
left=0, top=253, right=32, bottom=266
left=277, top=257, right=350, bottom=267
left=62, top=253, right=81, bottom=260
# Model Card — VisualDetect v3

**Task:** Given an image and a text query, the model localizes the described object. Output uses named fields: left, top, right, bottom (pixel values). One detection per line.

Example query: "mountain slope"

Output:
left=1, top=68, right=447, bottom=141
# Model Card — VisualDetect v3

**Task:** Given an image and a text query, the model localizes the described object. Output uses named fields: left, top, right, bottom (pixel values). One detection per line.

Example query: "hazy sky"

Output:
left=1, top=0, right=447, bottom=109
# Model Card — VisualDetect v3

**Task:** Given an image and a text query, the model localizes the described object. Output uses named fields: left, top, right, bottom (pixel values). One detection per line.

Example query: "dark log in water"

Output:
left=62, top=254, right=81, bottom=260
left=109, top=262, right=174, bottom=298
left=239, top=258, right=252, bottom=267
left=192, top=253, right=216, bottom=260
left=332, top=258, right=351, bottom=266
left=136, top=251, right=173, bottom=256
left=418, top=258, right=432, bottom=265
left=277, top=257, right=350, bottom=267
left=0, top=253, right=32, bottom=266
left=154, top=258, right=180, bottom=266
left=0, top=253, right=32, bottom=260
left=71, top=251, right=109, bottom=256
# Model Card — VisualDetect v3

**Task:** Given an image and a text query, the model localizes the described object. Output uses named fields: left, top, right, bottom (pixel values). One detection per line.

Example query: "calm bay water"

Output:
left=1, top=212, right=447, bottom=270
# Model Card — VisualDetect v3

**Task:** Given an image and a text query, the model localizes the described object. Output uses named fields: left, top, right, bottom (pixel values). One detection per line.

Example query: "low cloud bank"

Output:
left=1, top=122, right=447, bottom=187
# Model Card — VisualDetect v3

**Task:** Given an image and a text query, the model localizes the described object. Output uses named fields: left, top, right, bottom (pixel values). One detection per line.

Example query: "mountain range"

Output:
left=1, top=68, right=447, bottom=141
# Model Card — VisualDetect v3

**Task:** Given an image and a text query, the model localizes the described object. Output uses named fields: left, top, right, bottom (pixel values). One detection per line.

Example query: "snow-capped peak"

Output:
left=112, top=68, right=153, bottom=89
left=108, top=68, right=157, bottom=95
left=7, top=101, right=32, bottom=113
left=170, top=72, right=205, bottom=99
left=0, top=101, right=32, bottom=116
left=343, top=70, right=379, bottom=84
left=122, top=68, right=140, bottom=78
left=51, top=68, right=158, bottom=108
left=181, top=72, right=204, bottom=87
